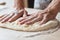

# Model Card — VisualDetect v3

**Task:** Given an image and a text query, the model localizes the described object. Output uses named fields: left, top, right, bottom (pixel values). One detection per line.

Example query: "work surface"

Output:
left=0, top=7, right=60, bottom=40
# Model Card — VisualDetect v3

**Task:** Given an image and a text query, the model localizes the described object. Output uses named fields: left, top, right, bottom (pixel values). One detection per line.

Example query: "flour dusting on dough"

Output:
left=0, top=19, right=58, bottom=32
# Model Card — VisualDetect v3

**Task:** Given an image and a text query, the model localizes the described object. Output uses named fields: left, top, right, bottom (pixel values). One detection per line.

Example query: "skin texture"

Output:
left=0, top=0, right=27, bottom=23
left=13, top=0, right=24, bottom=10
left=18, top=0, right=60, bottom=25
left=0, top=0, right=60, bottom=25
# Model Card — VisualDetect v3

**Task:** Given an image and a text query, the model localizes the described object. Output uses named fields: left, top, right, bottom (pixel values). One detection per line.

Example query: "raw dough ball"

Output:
left=0, top=19, right=59, bottom=32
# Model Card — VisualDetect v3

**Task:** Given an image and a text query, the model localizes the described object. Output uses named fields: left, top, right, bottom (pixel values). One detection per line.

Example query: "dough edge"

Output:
left=0, top=19, right=59, bottom=32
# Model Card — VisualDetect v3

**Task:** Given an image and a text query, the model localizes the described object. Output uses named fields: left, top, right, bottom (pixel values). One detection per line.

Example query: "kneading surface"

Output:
left=0, top=19, right=59, bottom=32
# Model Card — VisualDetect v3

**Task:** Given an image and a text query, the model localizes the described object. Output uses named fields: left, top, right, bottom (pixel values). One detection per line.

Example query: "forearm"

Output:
left=45, top=0, right=60, bottom=14
left=44, top=0, right=60, bottom=19
left=14, top=0, right=24, bottom=10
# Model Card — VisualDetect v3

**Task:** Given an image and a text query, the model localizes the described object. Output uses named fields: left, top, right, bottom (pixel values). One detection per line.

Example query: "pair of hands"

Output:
left=0, top=9, right=55, bottom=25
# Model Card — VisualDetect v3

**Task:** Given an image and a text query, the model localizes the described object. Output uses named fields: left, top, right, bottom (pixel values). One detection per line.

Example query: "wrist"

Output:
left=14, top=7, right=24, bottom=11
left=44, top=8, right=57, bottom=19
left=11, top=8, right=24, bottom=14
left=44, top=7, right=58, bottom=14
left=44, top=8, right=50, bottom=13
left=39, top=9, right=50, bottom=14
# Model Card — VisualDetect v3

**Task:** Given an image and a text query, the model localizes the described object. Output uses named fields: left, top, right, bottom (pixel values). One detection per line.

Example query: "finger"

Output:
left=8, top=10, right=24, bottom=22
left=0, top=14, right=5, bottom=18
left=20, top=13, right=43, bottom=24
left=8, top=13, right=23, bottom=22
left=17, top=17, right=27, bottom=22
left=27, top=14, right=32, bottom=16
left=23, top=10, right=28, bottom=17
left=18, top=9, right=24, bottom=13
left=16, top=17, right=24, bottom=21
left=0, top=14, right=9, bottom=21
left=19, top=14, right=38, bottom=24
left=1, top=13, right=15, bottom=23
left=39, top=18, right=48, bottom=25
left=8, top=14, right=17, bottom=22
left=25, top=15, right=43, bottom=25
left=17, top=9, right=24, bottom=17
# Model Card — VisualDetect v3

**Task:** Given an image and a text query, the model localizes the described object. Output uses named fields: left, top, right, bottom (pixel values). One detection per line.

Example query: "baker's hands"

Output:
left=0, top=9, right=27, bottom=23
left=18, top=11, right=43, bottom=25
left=18, top=10, right=56, bottom=25
left=0, top=9, right=56, bottom=25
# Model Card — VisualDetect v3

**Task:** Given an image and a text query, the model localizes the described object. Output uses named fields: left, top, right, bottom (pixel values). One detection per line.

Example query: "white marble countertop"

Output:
left=0, top=7, right=60, bottom=40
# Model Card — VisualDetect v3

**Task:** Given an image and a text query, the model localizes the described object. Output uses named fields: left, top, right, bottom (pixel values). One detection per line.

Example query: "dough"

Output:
left=0, top=19, right=59, bottom=32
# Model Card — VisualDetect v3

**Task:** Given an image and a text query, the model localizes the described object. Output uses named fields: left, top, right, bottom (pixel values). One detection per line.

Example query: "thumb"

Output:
left=39, top=17, right=48, bottom=25
left=23, top=10, right=28, bottom=17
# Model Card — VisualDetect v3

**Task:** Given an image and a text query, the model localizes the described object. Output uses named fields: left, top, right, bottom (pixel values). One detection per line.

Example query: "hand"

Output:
left=18, top=10, right=44, bottom=25
left=18, top=10, right=56, bottom=25
left=0, top=9, right=27, bottom=23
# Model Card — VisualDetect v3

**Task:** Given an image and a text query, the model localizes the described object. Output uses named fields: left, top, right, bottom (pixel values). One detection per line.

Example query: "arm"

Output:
left=44, top=0, right=60, bottom=19
left=18, top=0, right=60, bottom=25
left=0, top=0, right=27, bottom=23
left=14, top=0, right=24, bottom=10
left=38, top=0, right=60, bottom=24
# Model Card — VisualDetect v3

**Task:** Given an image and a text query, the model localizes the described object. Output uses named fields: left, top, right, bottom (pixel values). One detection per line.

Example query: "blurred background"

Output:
left=0, top=0, right=34, bottom=8
left=0, top=0, right=14, bottom=7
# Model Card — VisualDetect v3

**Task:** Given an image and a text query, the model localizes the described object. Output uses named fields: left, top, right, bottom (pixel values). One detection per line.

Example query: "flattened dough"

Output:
left=0, top=19, right=59, bottom=32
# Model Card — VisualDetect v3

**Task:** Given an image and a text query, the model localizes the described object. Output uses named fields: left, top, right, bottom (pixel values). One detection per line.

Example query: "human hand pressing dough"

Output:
left=18, top=10, right=56, bottom=25
left=0, top=10, right=58, bottom=32
left=0, top=9, right=27, bottom=23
